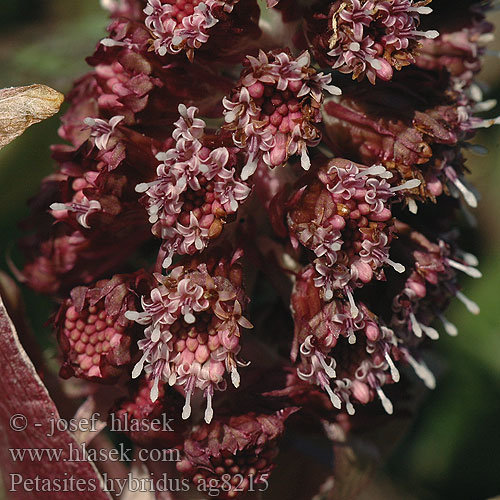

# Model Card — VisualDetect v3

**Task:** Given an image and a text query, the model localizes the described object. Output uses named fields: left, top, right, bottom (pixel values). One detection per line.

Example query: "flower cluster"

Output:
left=125, top=255, right=252, bottom=424
left=306, top=0, right=439, bottom=83
left=17, top=0, right=497, bottom=497
left=136, top=105, right=251, bottom=268
left=177, top=409, right=296, bottom=499
left=223, top=50, right=341, bottom=178
left=56, top=271, right=151, bottom=380
left=287, top=158, right=419, bottom=302
left=143, top=0, right=261, bottom=61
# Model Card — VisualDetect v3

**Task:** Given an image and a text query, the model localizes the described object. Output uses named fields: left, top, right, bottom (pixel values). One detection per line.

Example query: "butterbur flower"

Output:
left=291, top=265, right=399, bottom=414
left=414, top=0, right=494, bottom=83
left=56, top=271, right=151, bottom=381
left=143, top=0, right=261, bottom=61
left=11, top=0, right=499, bottom=497
left=126, top=253, right=252, bottom=423
left=390, top=221, right=481, bottom=346
left=306, top=0, right=439, bottom=83
left=287, top=158, right=419, bottom=300
left=323, top=71, right=498, bottom=208
left=223, top=49, right=341, bottom=179
left=176, top=409, right=296, bottom=498
left=136, top=105, right=252, bottom=268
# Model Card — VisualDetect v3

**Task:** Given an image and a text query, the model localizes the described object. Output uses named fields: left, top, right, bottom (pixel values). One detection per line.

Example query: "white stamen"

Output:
left=301, top=148, right=311, bottom=171
left=478, top=33, right=495, bottom=44
left=447, top=259, right=482, bottom=278
left=454, top=178, right=478, bottom=207
left=182, top=391, right=192, bottom=420
left=100, top=37, right=122, bottom=47
left=319, top=356, right=336, bottom=378
left=391, top=178, right=421, bottom=192
left=412, top=29, right=439, bottom=39
left=132, top=351, right=148, bottom=379
left=241, top=154, right=258, bottom=181
left=349, top=42, right=361, bottom=52
left=408, top=199, right=418, bottom=214
left=410, top=312, right=422, bottom=338
left=472, top=116, right=500, bottom=129
left=406, top=354, right=436, bottom=389
left=456, top=291, right=480, bottom=315
left=83, top=117, right=96, bottom=126
left=172, top=35, right=183, bottom=46
left=412, top=6, right=432, bottom=14
left=204, top=391, right=213, bottom=424
left=224, top=111, right=237, bottom=123
left=345, top=288, right=359, bottom=318
left=385, top=352, right=400, bottom=383
left=465, top=143, right=488, bottom=156
left=348, top=333, right=356, bottom=345
left=184, top=311, right=196, bottom=324
left=458, top=251, right=479, bottom=267
left=135, top=183, right=150, bottom=193
left=386, top=259, right=405, bottom=273
left=473, top=99, right=497, bottom=113
left=324, top=84, right=342, bottom=96
left=346, top=401, right=355, bottom=415
left=151, top=326, right=161, bottom=343
left=231, top=366, right=240, bottom=388
left=470, top=83, right=483, bottom=102
left=360, top=165, right=391, bottom=178
left=421, top=324, right=439, bottom=340
left=376, top=387, right=393, bottom=415
left=438, top=313, right=458, bottom=336
left=168, top=372, right=177, bottom=386
left=366, top=56, right=382, bottom=70
left=50, top=203, right=69, bottom=211
left=155, top=152, right=168, bottom=161
left=324, top=384, right=342, bottom=409
left=125, top=310, right=141, bottom=321
left=150, top=376, right=160, bottom=402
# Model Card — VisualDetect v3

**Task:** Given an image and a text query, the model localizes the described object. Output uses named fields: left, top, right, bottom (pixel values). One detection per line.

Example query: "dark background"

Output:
left=0, top=2, right=499, bottom=499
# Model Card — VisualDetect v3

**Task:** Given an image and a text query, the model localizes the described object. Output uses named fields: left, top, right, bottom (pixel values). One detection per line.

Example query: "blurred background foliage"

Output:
left=0, top=1, right=499, bottom=499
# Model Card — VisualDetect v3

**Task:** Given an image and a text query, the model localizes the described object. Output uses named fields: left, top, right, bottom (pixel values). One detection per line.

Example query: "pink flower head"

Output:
left=223, top=49, right=341, bottom=179
left=83, top=115, right=125, bottom=151
left=390, top=222, right=481, bottom=347
left=136, top=105, right=252, bottom=268
left=176, top=409, right=296, bottom=498
left=56, top=271, right=151, bottom=381
left=143, top=0, right=254, bottom=60
left=291, top=266, right=400, bottom=414
left=287, top=158, right=420, bottom=296
left=414, top=1, right=494, bottom=84
left=126, top=254, right=253, bottom=424
left=306, top=0, right=438, bottom=83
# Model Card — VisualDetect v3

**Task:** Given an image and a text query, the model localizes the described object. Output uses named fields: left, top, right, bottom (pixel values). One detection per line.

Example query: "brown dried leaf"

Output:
left=0, top=84, right=64, bottom=149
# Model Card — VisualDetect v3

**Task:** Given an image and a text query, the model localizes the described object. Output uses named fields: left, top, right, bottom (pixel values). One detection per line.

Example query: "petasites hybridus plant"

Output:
left=12, top=0, right=499, bottom=498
